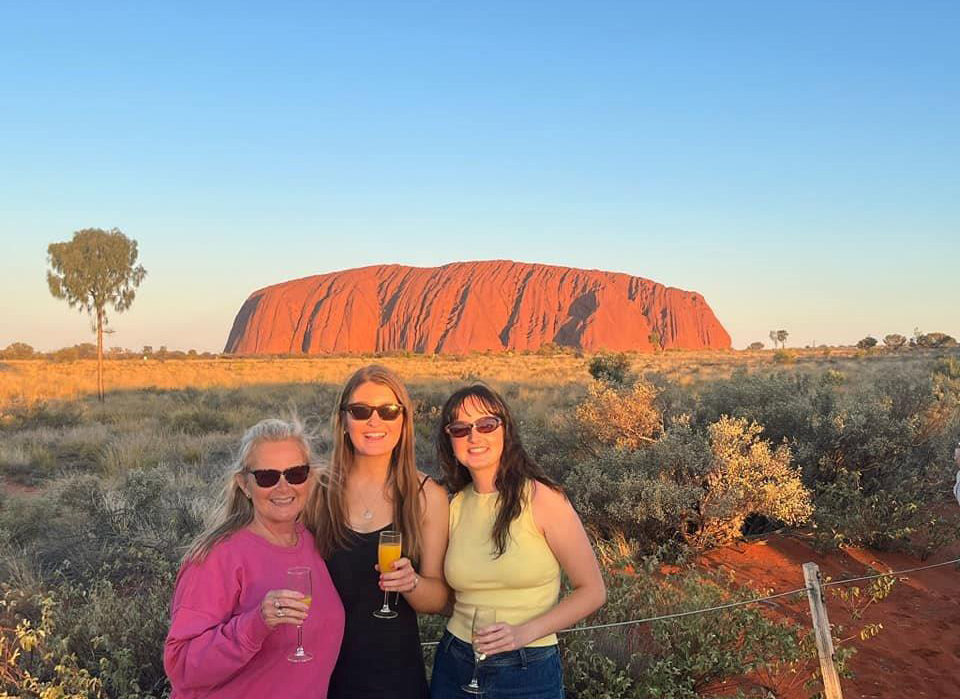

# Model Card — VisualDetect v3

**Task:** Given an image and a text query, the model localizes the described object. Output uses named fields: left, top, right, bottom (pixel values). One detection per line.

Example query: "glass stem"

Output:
left=296, top=625, right=304, bottom=654
left=469, top=653, right=480, bottom=687
left=381, top=589, right=390, bottom=612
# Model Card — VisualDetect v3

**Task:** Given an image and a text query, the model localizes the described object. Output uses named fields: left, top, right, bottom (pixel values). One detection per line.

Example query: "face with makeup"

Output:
left=237, top=438, right=311, bottom=530
left=344, top=381, right=404, bottom=459
left=448, top=397, right=505, bottom=478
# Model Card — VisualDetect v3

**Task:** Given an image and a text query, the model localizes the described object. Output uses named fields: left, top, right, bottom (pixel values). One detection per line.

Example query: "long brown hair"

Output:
left=437, top=384, right=560, bottom=557
left=183, top=417, right=314, bottom=563
left=305, top=365, right=424, bottom=562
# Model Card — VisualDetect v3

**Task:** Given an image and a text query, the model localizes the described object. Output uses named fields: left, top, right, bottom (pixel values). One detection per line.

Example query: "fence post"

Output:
left=802, top=562, right=843, bottom=699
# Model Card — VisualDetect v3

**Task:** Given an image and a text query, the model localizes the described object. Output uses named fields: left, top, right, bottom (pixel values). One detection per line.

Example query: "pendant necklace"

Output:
left=355, top=485, right=377, bottom=521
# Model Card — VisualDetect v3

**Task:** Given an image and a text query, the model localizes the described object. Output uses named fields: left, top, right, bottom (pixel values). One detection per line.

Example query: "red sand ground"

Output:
left=701, top=534, right=960, bottom=698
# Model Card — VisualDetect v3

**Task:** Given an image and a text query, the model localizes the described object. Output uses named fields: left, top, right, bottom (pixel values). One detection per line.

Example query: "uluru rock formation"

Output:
left=224, top=261, right=731, bottom=355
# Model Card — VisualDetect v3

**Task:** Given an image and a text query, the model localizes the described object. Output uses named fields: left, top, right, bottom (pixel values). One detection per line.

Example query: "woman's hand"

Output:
left=377, top=557, right=420, bottom=593
left=258, top=589, right=309, bottom=630
left=472, top=622, right=532, bottom=656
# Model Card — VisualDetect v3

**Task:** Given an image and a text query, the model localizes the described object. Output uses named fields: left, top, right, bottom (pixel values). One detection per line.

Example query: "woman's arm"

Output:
left=379, top=476, right=451, bottom=614
left=474, top=483, right=606, bottom=655
left=164, top=562, right=308, bottom=691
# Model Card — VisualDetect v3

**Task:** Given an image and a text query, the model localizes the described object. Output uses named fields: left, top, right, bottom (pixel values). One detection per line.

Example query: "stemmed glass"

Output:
left=462, top=606, right=496, bottom=694
left=373, top=530, right=402, bottom=619
left=286, top=567, right=313, bottom=662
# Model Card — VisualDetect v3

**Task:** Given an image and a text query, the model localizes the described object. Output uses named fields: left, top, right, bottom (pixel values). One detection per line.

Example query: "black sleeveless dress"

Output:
left=326, top=523, right=430, bottom=699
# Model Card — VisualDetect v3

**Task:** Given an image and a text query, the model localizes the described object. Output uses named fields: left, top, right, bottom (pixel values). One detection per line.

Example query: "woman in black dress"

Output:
left=305, top=365, right=449, bottom=698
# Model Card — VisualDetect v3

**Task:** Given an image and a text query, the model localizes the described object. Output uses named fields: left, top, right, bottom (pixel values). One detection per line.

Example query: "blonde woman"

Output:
left=164, top=418, right=344, bottom=698
left=305, top=365, right=449, bottom=699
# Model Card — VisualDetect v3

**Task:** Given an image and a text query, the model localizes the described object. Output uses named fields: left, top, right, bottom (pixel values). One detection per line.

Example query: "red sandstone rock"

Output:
left=223, top=261, right=731, bottom=354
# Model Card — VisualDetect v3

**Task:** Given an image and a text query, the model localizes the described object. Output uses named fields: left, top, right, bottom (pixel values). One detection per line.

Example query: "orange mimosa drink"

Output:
left=379, top=542, right=402, bottom=573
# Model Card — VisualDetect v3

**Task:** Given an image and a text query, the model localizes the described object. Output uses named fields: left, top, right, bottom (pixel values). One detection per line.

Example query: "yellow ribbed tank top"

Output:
left=444, top=483, right=561, bottom=647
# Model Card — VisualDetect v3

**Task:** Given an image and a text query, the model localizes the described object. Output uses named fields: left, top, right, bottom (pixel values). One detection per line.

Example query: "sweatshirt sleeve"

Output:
left=954, top=470, right=960, bottom=506
left=163, top=556, right=274, bottom=692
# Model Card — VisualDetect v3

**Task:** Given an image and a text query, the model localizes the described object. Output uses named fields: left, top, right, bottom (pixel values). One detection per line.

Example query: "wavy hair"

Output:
left=437, top=384, right=560, bottom=557
left=305, top=365, right=424, bottom=562
left=182, top=417, right=315, bottom=563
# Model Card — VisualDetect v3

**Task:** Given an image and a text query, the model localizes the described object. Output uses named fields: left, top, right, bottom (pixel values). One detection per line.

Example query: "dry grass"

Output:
left=0, top=347, right=950, bottom=406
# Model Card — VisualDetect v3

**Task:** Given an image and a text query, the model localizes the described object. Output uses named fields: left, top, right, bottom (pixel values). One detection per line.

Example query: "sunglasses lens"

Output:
left=345, top=403, right=403, bottom=420
left=284, top=464, right=310, bottom=484
left=345, top=404, right=374, bottom=420
left=475, top=417, right=501, bottom=434
left=376, top=404, right=403, bottom=421
left=251, top=470, right=281, bottom=487
left=445, top=422, right=471, bottom=438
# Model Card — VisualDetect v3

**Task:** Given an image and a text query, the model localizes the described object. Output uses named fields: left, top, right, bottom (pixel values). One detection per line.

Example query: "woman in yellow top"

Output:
left=430, top=384, right=606, bottom=698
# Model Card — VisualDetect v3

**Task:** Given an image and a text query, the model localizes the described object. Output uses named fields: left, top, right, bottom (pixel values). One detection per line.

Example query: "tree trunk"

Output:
left=97, top=307, right=104, bottom=402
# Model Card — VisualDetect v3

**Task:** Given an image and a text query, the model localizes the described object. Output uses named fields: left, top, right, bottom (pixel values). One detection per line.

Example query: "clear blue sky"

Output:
left=2, top=1, right=957, bottom=351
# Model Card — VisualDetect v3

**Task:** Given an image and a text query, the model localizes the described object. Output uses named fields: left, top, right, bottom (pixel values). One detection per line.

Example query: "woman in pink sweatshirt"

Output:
left=164, top=417, right=344, bottom=698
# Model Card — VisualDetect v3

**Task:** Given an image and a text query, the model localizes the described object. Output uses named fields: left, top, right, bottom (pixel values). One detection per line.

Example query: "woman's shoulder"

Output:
left=416, top=471, right=449, bottom=500
left=528, top=479, right=573, bottom=531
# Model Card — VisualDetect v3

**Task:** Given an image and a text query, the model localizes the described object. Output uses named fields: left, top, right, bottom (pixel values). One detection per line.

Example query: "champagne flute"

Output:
left=286, top=567, right=313, bottom=663
left=462, top=606, right=496, bottom=694
left=373, top=530, right=402, bottom=619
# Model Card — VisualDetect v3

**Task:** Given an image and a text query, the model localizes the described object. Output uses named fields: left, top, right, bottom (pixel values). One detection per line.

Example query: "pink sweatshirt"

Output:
left=164, top=525, right=344, bottom=698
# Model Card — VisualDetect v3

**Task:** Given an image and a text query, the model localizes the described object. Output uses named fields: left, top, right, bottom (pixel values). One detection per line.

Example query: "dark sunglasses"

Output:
left=444, top=415, right=503, bottom=439
left=343, top=402, right=404, bottom=421
left=246, top=464, right=311, bottom=488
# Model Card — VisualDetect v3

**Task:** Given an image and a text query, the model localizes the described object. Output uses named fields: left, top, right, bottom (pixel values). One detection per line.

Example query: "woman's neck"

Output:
left=247, top=518, right=299, bottom=547
left=470, top=469, right=498, bottom=494
left=351, top=454, right=392, bottom=484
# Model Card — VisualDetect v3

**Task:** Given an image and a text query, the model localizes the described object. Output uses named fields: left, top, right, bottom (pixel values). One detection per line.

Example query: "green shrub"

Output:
left=588, top=352, right=636, bottom=387
left=0, top=401, right=85, bottom=432
left=165, top=407, right=233, bottom=435
left=574, top=381, right=662, bottom=451
left=561, top=554, right=808, bottom=698
left=563, top=416, right=812, bottom=553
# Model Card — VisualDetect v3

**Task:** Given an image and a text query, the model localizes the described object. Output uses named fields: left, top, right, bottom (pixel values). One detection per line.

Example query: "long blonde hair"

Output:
left=305, top=365, right=424, bottom=562
left=183, top=417, right=314, bottom=563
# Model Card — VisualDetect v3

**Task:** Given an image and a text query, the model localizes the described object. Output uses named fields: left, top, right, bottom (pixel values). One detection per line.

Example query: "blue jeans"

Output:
left=429, top=630, right=565, bottom=699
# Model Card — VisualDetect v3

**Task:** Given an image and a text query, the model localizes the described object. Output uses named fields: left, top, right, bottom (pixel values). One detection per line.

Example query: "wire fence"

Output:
left=420, top=555, right=960, bottom=648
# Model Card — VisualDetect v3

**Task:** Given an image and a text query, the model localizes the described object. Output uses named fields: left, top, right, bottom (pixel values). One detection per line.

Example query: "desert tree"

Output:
left=0, top=342, right=36, bottom=359
left=857, top=336, right=878, bottom=349
left=776, top=329, right=788, bottom=348
left=748, top=341, right=765, bottom=350
left=769, top=330, right=777, bottom=348
left=883, top=334, right=906, bottom=350
left=47, top=228, right=147, bottom=401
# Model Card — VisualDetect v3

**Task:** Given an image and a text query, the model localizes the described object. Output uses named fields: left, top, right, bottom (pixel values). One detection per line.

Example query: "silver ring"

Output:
left=274, top=599, right=281, bottom=609
left=276, top=608, right=284, bottom=617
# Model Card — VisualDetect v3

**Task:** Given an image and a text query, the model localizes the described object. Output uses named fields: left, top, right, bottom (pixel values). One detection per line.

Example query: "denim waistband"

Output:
left=439, top=629, right=558, bottom=669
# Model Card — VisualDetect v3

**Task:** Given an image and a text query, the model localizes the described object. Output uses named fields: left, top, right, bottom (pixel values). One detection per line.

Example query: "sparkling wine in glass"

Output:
left=287, top=567, right=313, bottom=663
left=462, top=606, right=496, bottom=694
left=373, top=530, right=402, bottom=619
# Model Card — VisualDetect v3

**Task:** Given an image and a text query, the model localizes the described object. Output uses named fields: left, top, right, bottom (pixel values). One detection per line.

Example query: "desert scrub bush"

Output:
left=0, top=466, right=211, bottom=697
left=808, top=369, right=960, bottom=555
left=164, top=407, right=233, bottom=435
left=0, top=400, right=86, bottom=432
left=1, top=468, right=208, bottom=586
left=561, top=553, right=807, bottom=698
left=574, top=380, right=662, bottom=451
left=692, top=417, right=812, bottom=547
left=0, top=585, right=105, bottom=698
left=563, top=416, right=812, bottom=553
left=771, top=349, right=796, bottom=365
left=588, top=352, right=636, bottom=387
